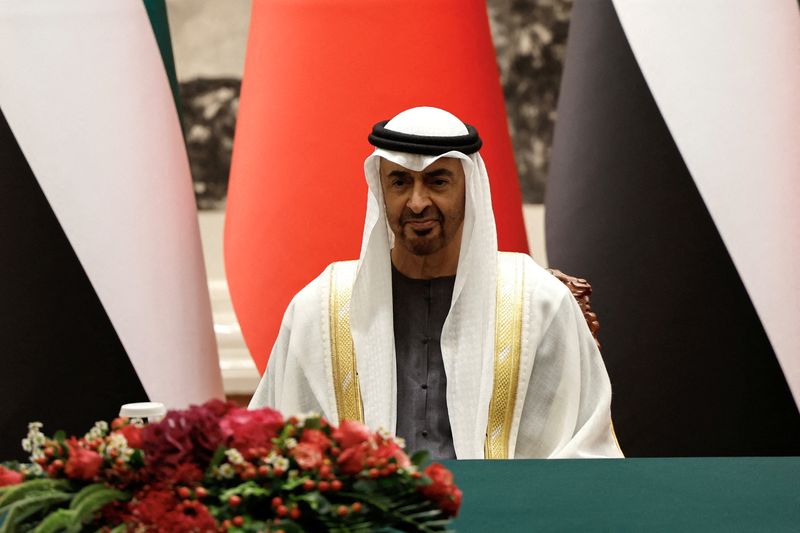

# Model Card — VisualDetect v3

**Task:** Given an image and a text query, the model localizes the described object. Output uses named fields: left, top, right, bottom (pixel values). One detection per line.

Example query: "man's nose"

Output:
left=407, top=181, right=432, bottom=213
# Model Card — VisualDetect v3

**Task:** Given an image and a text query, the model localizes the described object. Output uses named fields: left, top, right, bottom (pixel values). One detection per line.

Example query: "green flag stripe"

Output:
left=143, top=0, right=181, bottom=114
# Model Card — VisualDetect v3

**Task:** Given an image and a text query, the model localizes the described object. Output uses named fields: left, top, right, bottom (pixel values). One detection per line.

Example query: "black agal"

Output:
left=368, top=120, right=482, bottom=156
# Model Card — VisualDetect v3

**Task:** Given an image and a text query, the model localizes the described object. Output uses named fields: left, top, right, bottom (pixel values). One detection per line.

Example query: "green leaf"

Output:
left=351, top=479, right=378, bottom=494
left=410, top=450, right=430, bottom=467
left=208, top=446, right=227, bottom=470
left=67, top=484, right=107, bottom=511
left=282, top=474, right=310, bottom=491
left=32, top=508, right=75, bottom=533
left=293, top=492, right=331, bottom=513
left=220, top=481, right=271, bottom=502
left=52, top=432, right=66, bottom=447
left=0, top=480, right=71, bottom=510
left=0, top=493, right=72, bottom=533
left=69, top=487, right=128, bottom=528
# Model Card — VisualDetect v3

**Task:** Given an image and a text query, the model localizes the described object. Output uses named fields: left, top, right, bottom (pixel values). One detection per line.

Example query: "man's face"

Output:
left=379, top=157, right=466, bottom=257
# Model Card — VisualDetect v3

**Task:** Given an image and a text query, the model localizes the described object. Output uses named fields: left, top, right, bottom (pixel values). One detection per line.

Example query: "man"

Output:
left=250, top=106, right=621, bottom=459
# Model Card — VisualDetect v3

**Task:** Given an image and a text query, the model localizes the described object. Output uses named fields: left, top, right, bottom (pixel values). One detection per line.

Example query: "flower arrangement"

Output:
left=0, top=400, right=461, bottom=532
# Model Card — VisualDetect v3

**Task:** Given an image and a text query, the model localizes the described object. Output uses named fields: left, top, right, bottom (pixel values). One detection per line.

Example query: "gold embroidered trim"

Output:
left=329, top=261, right=364, bottom=423
left=485, top=252, right=525, bottom=459
left=611, top=420, right=624, bottom=456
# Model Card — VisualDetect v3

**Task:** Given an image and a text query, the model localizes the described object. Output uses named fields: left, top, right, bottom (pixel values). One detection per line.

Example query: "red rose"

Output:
left=171, top=463, right=204, bottom=484
left=332, top=420, right=372, bottom=449
left=301, top=428, right=331, bottom=451
left=64, top=441, right=103, bottom=481
left=337, top=443, right=368, bottom=475
left=0, top=465, right=24, bottom=487
left=221, top=407, right=284, bottom=455
left=291, top=442, right=323, bottom=470
left=422, top=463, right=454, bottom=495
left=440, top=486, right=462, bottom=517
left=141, top=401, right=229, bottom=478
left=420, top=463, right=461, bottom=517
left=118, top=424, right=143, bottom=449
left=372, top=441, right=411, bottom=468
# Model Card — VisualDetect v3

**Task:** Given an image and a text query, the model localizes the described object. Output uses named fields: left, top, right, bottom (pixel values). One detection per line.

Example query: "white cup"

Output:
left=119, top=402, right=167, bottom=423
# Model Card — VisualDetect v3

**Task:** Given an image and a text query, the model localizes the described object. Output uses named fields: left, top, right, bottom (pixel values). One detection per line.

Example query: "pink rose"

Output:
left=337, top=443, right=368, bottom=475
left=300, top=429, right=331, bottom=451
left=65, top=441, right=103, bottom=481
left=373, top=441, right=411, bottom=468
left=0, top=465, right=24, bottom=487
left=118, top=424, right=143, bottom=449
left=332, top=420, right=371, bottom=449
left=221, top=407, right=284, bottom=455
left=291, top=442, right=323, bottom=470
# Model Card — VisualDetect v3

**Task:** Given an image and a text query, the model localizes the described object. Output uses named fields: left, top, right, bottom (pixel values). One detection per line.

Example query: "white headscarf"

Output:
left=350, top=107, right=498, bottom=458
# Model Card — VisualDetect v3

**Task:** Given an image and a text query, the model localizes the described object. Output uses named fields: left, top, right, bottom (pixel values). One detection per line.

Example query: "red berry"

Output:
left=271, top=496, right=283, bottom=508
left=195, top=486, right=208, bottom=499
left=228, top=495, right=242, bottom=507
left=44, top=446, right=54, bottom=457
left=302, top=479, right=315, bottom=491
left=52, top=459, right=64, bottom=469
left=232, top=515, right=244, bottom=527
left=331, top=480, right=342, bottom=491
left=351, top=502, right=363, bottom=513
left=290, top=507, right=301, bottom=519
left=258, top=465, right=270, bottom=476
left=177, top=486, right=191, bottom=499
left=319, top=465, right=331, bottom=477
left=368, top=468, right=379, bottom=479
left=222, top=519, right=232, bottom=530
left=387, top=464, right=398, bottom=474
left=318, top=481, right=330, bottom=492
left=276, top=504, right=289, bottom=517
left=273, top=468, right=285, bottom=477
left=242, top=466, right=257, bottom=480
left=337, top=505, right=349, bottom=517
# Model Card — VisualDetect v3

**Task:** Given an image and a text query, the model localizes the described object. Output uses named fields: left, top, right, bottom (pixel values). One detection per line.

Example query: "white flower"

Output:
left=217, top=464, right=235, bottom=479
left=22, top=422, right=46, bottom=462
left=84, top=420, right=110, bottom=440
left=284, top=438, right=298, bottom=449
left=394, top=437, right=407, bottom=450
left=265, top=451, right=289, bottom=472
left=103, top=433, right=134, bottom=462
left=377, top=427, right=394, bottom=440
left=20, top=463, right=43, bottom=476
left=273, top=457, right=289, bottom=471
left=225, top=448, right=245, bottom=465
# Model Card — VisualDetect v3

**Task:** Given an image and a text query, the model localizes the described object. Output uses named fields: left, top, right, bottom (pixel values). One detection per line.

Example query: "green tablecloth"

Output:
left=444, top=458, right=800, bottom=532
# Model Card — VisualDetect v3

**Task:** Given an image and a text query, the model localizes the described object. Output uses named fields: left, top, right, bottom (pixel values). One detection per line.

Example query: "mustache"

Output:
left=399, top=207, right=442, bottom=225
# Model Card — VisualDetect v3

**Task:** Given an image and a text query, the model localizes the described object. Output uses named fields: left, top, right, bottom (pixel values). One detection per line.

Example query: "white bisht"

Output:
left=251, top=107, right=621, bottom=459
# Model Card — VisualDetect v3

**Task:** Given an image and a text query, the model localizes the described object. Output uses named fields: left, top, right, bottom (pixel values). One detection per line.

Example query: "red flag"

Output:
left=226, top=0, right=527, bottom=373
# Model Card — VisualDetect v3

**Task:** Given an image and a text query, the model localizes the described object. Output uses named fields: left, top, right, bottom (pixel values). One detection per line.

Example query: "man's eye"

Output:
left=392, top=180, right=407, bottom=188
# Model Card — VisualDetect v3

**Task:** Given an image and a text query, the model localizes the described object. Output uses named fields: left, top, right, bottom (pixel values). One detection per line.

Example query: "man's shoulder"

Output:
left=497, top=251, right=570, bottom=301
left=290, top=259, right=359, bottom=307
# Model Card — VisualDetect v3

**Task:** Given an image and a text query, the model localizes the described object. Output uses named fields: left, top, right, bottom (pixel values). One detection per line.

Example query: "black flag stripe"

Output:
left=0, top=108, right=148, bottom=460
left=545, top=0, right=800, bottom=456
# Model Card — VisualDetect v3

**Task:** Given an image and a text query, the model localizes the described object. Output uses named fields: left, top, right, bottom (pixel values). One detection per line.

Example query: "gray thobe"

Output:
left=392, top=263, right=457, bottom=459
